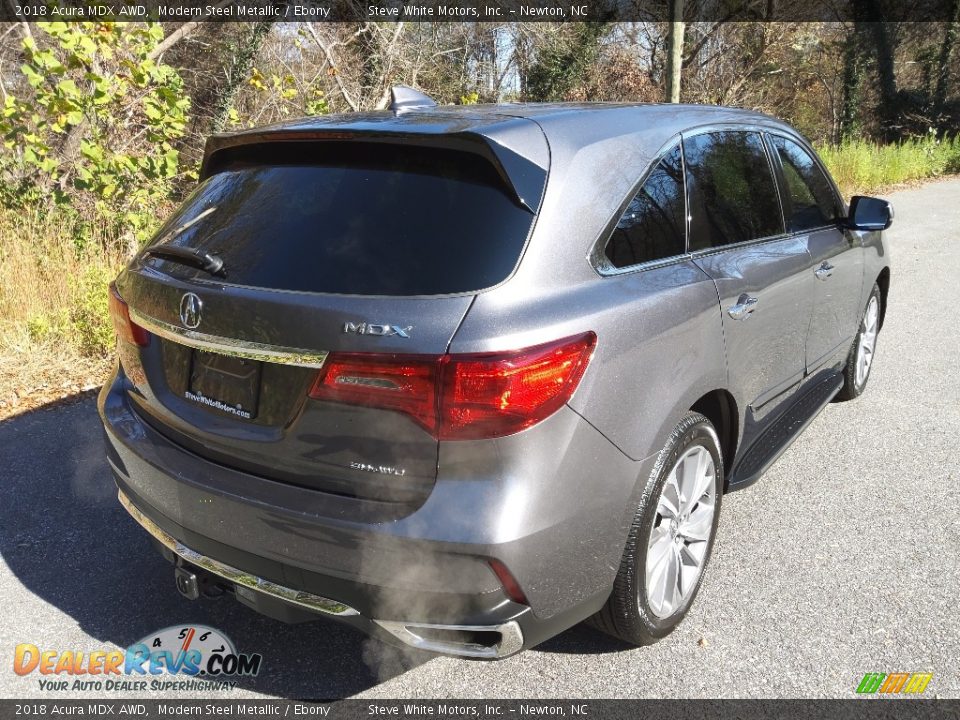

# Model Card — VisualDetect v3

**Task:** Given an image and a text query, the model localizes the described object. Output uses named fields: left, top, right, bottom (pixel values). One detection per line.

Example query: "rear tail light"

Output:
left=310, top=354, right=440, bottom=433
left=309, top=332, right=596, bottom=440
left=439, top=332, right=596, bottom=440
left=108, top=283, right=149, bottom=347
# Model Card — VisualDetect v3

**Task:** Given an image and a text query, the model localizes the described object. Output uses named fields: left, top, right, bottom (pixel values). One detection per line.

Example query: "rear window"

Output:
left=142, top=143, right=537, bottom=296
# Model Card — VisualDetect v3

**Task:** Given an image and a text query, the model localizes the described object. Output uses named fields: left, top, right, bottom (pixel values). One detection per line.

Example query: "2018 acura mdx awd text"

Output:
left=100, top=87, right=892, bottom=659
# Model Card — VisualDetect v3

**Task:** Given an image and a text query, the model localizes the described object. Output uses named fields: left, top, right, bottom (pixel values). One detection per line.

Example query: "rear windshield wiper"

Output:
left=144, top=245, right=226, bottom=278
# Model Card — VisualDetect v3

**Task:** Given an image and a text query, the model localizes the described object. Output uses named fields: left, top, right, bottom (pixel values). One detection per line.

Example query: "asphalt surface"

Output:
left=1, top=178, right=958, bottom=700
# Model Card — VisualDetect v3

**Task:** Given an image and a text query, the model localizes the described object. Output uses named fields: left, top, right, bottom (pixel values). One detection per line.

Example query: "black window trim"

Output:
left=591, top=122, right=846, bottom=276
left=591, top=135, right=692, bottom=277
left=763, top=130, right=848, bottom=236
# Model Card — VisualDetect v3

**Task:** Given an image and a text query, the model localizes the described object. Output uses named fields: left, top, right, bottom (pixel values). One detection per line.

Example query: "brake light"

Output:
left=308, top=332, right=596, bottom=440
left=439, top=332, right=596, bottom=440
left=108, top=283, right=149, bottom=347
left=310, top=354, right=440, bottom=434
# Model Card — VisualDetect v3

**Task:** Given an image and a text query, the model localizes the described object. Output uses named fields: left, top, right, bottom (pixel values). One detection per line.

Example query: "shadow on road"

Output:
left=0, top=394, right=432, bottom=698
left=0, top=393, right=632, bottom=698
left=535, top=626, right=635, bottom=655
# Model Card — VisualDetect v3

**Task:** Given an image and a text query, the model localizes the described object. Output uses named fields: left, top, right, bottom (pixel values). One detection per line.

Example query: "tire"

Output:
left=835, top=283, right=882, bottom=402
left=589, top=412, right=723, bottom=645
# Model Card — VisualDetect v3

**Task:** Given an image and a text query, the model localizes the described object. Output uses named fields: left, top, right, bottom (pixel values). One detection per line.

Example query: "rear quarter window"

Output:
left=604, top=144, right=686, bottom=269
left=142, top=143, right=537, bottom=296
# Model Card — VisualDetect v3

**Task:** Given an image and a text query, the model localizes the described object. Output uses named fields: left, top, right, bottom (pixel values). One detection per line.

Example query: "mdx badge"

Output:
left=179, top=292, right=202, bottom=329
left=343, top=322, right=412, bottom=338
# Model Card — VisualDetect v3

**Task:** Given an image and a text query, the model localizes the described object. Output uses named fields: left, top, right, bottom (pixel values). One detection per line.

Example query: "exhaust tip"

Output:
left=373, top=620, right=523, bottom=659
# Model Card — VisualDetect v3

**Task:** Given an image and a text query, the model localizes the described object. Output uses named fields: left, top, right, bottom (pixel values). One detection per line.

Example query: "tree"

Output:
left=665, top=0, right=684, bottom=102
left=866, top=19, right=900, bottom=139
left=525, top=23, right=609, bottom=101
left=208, top=22, right=272, bottom=133
left=840, top=19, right=867, bottom=140
left=934, top=0, right=960, bottom=112
left=0, top=22, right=189, bottom=244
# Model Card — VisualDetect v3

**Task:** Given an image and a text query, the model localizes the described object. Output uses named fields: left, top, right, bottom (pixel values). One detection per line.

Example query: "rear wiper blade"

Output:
left=144, top=245, right=226, bottom=278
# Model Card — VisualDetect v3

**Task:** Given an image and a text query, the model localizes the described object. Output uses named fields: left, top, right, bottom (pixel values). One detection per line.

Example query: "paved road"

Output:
left=1, top=179, right=958, bottom=700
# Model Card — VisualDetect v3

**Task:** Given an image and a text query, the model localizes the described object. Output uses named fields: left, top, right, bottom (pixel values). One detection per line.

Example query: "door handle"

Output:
left=814, top=262, right=834, bottom=280
left=727, top=294, right=759, bottom=321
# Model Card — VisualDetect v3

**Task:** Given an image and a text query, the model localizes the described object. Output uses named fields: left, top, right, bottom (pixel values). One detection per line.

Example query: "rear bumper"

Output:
left=117, top=488, right=523, bottom=658
left=99, top=364, right=649, bottom=657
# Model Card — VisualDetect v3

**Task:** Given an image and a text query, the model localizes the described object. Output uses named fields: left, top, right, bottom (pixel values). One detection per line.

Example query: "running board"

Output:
left=727, top=373, right=844, bottom=491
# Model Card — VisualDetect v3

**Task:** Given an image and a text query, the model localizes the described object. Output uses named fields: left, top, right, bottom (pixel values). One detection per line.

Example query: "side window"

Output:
left=770, top=135, right=842, bottom=232
left=683, top=131, right=783, bottom=251
left=604, top=144, right=686, bottom=269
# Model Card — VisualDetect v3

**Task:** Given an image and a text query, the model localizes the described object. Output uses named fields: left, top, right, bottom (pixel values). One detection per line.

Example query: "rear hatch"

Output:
left=115, top=130, right=546, bottom=504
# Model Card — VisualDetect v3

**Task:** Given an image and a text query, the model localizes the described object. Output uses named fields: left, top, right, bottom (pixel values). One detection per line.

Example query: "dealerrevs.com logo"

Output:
left=13, top=625, right=262, bottom=693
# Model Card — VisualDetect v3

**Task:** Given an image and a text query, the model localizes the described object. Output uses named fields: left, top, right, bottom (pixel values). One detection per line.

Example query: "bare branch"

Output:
left=148, top=21, right=202, bottom=61
left=0, top=22, right=19, bottom=46
left=4, top=0, right=33, bottom=43
left=304, top=23, right=359, bottom=112
left=374, top=22, right=406, bottom=110
left=147, top=2, right=231, bottom=61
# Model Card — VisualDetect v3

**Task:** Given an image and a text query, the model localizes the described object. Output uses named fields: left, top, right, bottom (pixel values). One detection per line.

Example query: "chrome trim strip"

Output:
left=595, top=253, right=692, bottom=278
left=117, top=490, right=359, bottom=617
left=373, top=620, right=524, bottom=659
left=129, top=309, right=328, bottom=368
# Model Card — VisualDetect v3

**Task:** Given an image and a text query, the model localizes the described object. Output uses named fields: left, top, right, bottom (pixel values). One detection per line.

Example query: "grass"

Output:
left=817, top=134, right=960, bottom=197
left=0, top=134, right=958, bottom=417
left=0, top=209, right=125, bottom=416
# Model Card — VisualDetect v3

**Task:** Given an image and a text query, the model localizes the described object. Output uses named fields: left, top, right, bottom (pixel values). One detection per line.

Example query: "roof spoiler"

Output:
left=389, top=85, right=437, bottom=113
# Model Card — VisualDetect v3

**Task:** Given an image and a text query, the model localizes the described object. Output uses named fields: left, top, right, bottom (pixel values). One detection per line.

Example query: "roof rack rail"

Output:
left=389, top=85, right=437, bottom=113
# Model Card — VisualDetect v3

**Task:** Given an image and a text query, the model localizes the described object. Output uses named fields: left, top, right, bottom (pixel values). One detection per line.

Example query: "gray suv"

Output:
left=99, top=90, right=892, bottom=659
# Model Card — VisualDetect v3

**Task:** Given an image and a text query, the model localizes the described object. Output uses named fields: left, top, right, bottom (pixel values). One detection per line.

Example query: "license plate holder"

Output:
left=187, top=350, right=262, bottom=420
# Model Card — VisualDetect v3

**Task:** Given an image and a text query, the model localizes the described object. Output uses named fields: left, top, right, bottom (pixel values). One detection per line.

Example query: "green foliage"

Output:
left=0, top=22, right=189, bottom=245
left=526, top=23, right=608, bottom=101
left=16, top=263, right=115, bottom=359
left=304, top=88, right=330, bottom=116
left=238, top=67, right=329, bottom=125
left=26, top=313, right=63, bottom=344
left=68, top=265, right=115, bottom=357
left=209, top=22, right=272, bottom=134
left=817, top=133, right=960, bottom=196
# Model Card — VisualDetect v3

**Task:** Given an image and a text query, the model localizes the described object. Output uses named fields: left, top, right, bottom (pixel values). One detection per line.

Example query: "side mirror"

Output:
left=847, top=195, right=894, bottom=231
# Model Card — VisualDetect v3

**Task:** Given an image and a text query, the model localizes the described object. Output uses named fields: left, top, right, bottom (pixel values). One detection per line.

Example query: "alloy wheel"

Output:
left=856, top=296, right=879, bottom=388
left=645, top=445, right=717, bottom=619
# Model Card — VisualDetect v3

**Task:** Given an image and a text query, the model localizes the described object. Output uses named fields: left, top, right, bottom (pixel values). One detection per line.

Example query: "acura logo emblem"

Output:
left=179, top=292, right=202, bottom=329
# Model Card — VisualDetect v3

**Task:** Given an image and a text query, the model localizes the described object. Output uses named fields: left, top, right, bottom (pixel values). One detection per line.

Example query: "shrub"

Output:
left=69, top=266, right=116, bottom=358
left=0, top=208, right=121, bottom=361
left=0, top=22, right=189, bottom=247
left=817, top=133, right=960, bottom=197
